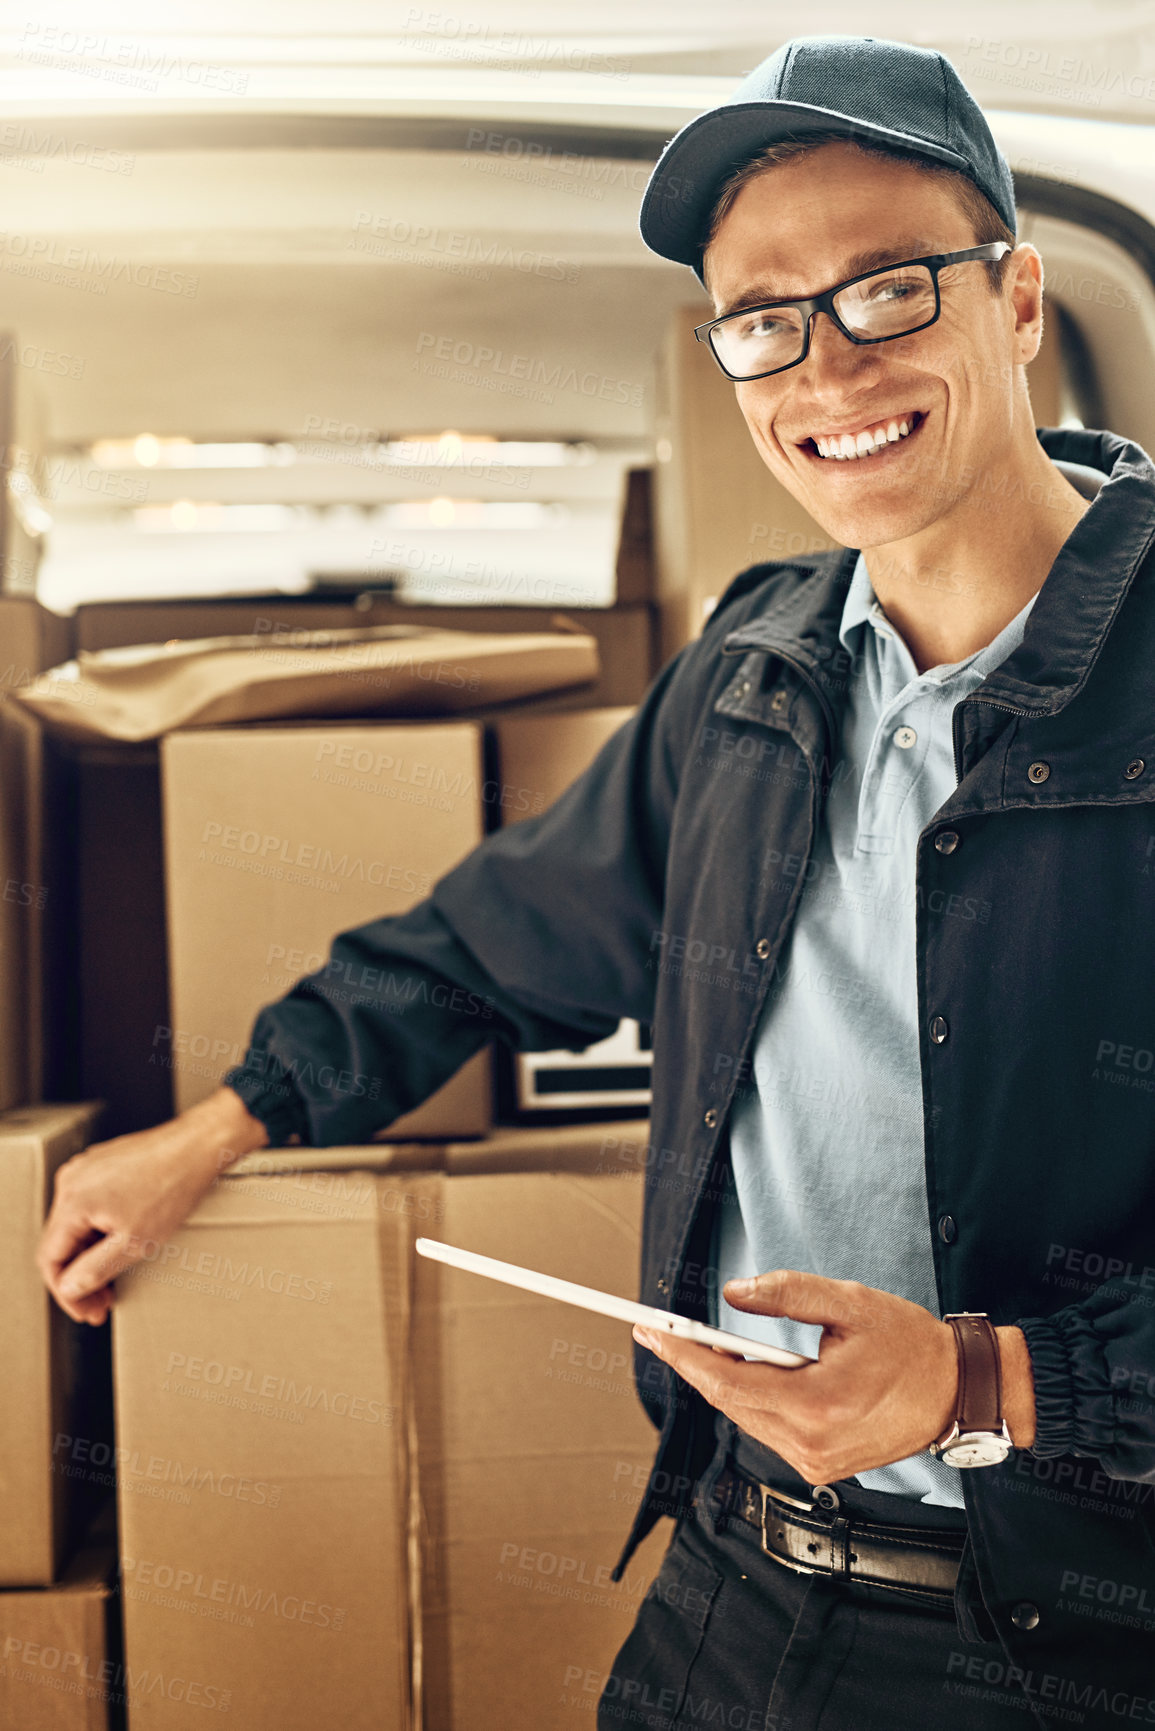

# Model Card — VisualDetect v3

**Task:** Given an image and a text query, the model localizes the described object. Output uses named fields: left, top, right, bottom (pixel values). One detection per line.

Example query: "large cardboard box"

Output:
left=161, top=722, right=493, bottom=1137
left=413, top=1164, right=671, bottom=1731
left=0, top=596, right=74, bottom=1107
left=0, top=1524, right=116, bottom=1730
left=489, top=707, right=635, bottom=828
left=0, top=1102, right=107, bottom=1585
left=112, top=1129, right=672, bottom=1731
left=112, top=1170, right=416, bottom=1731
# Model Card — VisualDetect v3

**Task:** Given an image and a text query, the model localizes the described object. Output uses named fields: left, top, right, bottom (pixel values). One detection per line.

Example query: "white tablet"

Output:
left=414, top=1237, right=813, bottom=1368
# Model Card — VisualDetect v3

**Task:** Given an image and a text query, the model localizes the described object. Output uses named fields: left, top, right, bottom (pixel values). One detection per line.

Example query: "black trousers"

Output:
left=598, top=1414, right=1035, bottom=1731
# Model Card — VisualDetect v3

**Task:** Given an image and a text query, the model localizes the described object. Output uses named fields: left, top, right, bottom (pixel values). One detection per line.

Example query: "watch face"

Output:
left=943, top=1434, right=1011, bottom=1469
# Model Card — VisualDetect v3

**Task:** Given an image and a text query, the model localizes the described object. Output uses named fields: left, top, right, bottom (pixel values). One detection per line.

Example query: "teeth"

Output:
left=812, top=414, right=918, bottom=459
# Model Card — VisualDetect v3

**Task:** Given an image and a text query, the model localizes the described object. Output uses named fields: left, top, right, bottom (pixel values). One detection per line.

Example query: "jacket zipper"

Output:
left=952, top=695, right=1035, bottom=787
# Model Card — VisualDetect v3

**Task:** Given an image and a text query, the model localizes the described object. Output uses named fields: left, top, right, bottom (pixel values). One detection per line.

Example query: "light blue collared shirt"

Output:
left=709, top=551, right=1041, bottom=1506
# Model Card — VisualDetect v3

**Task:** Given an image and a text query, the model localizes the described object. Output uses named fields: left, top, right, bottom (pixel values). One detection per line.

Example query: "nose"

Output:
left=801, top=308, right=882, bottom=393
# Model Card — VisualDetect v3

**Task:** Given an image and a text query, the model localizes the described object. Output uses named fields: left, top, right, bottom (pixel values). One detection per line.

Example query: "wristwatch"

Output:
left=928, top=1312, right=1014, bottom=1468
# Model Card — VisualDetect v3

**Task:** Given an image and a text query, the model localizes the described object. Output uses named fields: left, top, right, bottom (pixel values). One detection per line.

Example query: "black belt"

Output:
left=714, top=1464, right=966, bottom=1605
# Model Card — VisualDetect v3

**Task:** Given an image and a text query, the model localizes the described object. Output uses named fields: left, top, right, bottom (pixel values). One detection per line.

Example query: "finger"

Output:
left=36, top=1203, right=100, bottom=1284
left=633, top=1328, right=801, bottom=1409
left=64, top=1286, right=115, bottom=1327
left=54, top=1234, right=136, bottom=1306
left=722, top=1269, right=872, bottom=1331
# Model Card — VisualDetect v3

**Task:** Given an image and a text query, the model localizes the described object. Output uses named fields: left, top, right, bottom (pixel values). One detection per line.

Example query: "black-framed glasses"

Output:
left=694, top=242, right=1013, bottom=382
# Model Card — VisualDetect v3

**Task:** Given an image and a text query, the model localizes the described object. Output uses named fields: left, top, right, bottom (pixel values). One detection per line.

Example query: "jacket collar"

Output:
left=721, top=426, right=1155, bottom=722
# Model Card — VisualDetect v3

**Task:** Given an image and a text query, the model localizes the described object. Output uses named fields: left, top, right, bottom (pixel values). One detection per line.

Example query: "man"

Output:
left=38, top=35, right=1155, bottom=1731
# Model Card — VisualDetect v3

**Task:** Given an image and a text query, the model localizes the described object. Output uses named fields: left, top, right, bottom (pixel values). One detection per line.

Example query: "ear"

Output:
left=1007, top=243, right=1045, bottom=366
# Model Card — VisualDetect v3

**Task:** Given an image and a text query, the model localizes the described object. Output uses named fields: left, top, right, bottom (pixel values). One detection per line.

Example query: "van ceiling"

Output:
left=1, top=7, right=1152, bottom=446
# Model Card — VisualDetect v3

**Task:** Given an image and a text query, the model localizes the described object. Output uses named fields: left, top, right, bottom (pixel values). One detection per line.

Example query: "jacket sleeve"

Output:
left=1017, top=1285, right=1155, bottom=1482
left=220, top=642, right=699, bottom=1147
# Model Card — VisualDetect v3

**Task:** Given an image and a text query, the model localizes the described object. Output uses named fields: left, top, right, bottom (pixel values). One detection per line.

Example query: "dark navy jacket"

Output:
left=226, top=426, right=1155, bottom=1719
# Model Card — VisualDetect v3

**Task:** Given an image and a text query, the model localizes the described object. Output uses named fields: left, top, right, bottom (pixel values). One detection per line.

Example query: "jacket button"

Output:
left=1125, top=758, right=1146, bottom=780
left=755, top=938, right=771, bottom=959
left=934, top=830, right=959, bottom=854
left=930, top=1014, right=949, bottom=1044
left=938, top=1214, right=957, bottom=1244
left=1011, top=1601, right=1040, bottom=1631
left=1027, top=761, right=1050, bottom=784
left=704, top=1109, right=718, bottom=1128
left=656, top=1277, right=670, bottom=1295
left=770, top=689, right=788, bottom=712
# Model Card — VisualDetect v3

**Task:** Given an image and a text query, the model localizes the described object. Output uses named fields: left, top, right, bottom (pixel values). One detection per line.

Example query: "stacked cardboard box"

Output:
left=0, top=597, right=73, bottom=1107
left=0, top=1515, right=118, bottom=1731
left=160, top=721, right=494, bottom=1137
left=112, top=1127, right=670, bottom=1731
left=0, top=1103, right=117, bottom=1731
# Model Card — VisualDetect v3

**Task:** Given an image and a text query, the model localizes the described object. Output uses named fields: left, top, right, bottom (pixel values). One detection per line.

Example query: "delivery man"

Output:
left=38, top=36, right=1155, bottom=1730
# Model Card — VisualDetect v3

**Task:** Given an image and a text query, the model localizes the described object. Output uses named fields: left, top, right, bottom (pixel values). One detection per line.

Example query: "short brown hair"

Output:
left=704, top=131, right=1016, bottom=295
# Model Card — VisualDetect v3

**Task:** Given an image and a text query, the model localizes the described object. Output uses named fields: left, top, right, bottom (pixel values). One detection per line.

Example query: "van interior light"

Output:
left=89, top=436, right=595, bottom=470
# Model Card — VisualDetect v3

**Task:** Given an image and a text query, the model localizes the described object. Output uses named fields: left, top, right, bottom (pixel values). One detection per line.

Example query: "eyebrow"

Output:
left=714, top=238, right=940, bottom=319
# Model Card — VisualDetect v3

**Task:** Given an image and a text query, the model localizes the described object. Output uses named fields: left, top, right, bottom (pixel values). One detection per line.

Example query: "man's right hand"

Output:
left=36, top=1086, right=271, bottom=1327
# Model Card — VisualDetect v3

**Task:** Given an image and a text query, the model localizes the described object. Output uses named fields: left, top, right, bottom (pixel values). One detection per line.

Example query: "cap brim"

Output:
left=641, top=100, right=974, bottom=280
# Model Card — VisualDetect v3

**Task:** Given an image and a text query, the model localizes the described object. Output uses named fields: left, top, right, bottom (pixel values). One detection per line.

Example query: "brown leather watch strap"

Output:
left=946, top=1313, right=1004, bottom=1434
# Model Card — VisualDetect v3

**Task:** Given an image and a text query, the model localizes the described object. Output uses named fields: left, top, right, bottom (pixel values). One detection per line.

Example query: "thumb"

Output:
left=723, top=1268, right=869, bottom=1333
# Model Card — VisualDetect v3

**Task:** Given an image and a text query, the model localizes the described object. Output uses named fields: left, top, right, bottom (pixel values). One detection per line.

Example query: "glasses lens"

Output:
left=835, top=264, right=936, bottom=339
left=710, top=304, right=806, bottom=379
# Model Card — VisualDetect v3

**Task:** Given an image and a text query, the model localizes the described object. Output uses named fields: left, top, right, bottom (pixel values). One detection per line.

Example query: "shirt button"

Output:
left=656, top=1277, right=670, bottom=1295
left=704, top=1109, right=718, bottom=1128
left=893, top=725, right=917, bottom=749
left=755, top=938, right=771, bottom=959
left=938, top=1214, right=957, bottom=1244
left=930, top=1014, right=949, bottom=1044
left=1011, top=1601, right=1040, bottom=1631
left=934, top=830, right=959, bottom=854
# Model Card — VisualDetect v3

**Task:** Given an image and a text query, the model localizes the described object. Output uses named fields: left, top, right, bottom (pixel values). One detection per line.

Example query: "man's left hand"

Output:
left=632, top=1269, right=1036, bottom=1484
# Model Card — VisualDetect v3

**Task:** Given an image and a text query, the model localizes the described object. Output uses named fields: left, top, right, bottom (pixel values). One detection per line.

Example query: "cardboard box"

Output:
left=16, top=626, right=600, bottom=745
left=613, top=467, right=655, bottom=605
left=112, top=1171, right=416, bottom=1731
left=489, top=707, right=635, bottom=828
left=161, top=723, right=493, bottom=1137
left=0, top=1524, right=116, bottom=1730
left=72, top=600, right=658, bottom=710
left=0, top=1102, right=107, bottom=1585
left=653, top=305, right=837, bottom=658
left=413, top=1165, right=671, bottom=1731
left=111, top=1129, right=671, bottom=1731
left=0, top=596, right=74, bottom=1107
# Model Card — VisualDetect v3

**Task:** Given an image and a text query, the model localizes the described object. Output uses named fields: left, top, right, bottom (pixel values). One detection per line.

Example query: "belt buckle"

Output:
left=759, top=1482, right=820, bottom=1576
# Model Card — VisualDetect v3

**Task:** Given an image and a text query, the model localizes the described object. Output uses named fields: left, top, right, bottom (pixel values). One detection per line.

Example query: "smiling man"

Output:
left=37, top=33, right=1155, bottom=1731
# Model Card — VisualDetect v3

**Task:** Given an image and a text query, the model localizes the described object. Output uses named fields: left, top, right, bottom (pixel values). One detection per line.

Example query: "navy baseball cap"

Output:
left=640, top=35, right=1016, bottom=286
